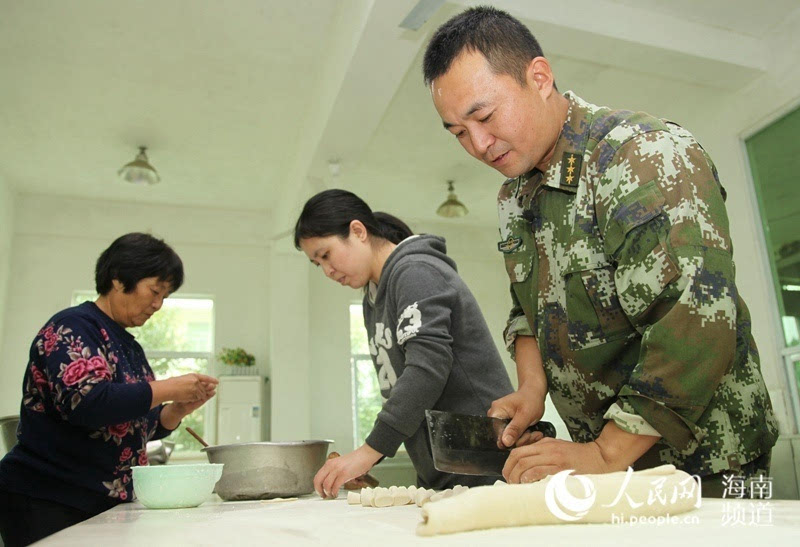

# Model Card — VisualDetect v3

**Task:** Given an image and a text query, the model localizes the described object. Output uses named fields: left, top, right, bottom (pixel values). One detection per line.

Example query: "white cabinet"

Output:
left=216, top=376, right=269, bottom=445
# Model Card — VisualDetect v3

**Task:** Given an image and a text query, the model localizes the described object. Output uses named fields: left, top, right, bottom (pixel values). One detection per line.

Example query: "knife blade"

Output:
left=425, top=409, right=556, bottom=477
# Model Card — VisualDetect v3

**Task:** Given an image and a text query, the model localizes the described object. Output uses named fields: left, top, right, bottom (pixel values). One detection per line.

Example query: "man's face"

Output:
left=431, top=50, right=556, bottom=179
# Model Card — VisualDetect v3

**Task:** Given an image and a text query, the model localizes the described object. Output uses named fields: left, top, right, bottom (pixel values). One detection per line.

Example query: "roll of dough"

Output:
left=418, top=465, right=700, bottom=536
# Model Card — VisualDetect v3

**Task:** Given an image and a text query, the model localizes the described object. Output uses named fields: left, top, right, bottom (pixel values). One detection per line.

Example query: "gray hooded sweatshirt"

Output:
left=363, top=234, right=513, bottom=488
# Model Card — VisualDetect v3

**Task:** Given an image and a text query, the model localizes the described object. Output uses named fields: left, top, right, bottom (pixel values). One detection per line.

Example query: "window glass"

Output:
left=349, top=304, right=383, bottom=449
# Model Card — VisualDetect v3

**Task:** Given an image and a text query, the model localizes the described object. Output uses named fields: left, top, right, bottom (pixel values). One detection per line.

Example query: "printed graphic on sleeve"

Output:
left=370, top=322, right=396, bottom=400
left=396, top=302, right=422, bottom=345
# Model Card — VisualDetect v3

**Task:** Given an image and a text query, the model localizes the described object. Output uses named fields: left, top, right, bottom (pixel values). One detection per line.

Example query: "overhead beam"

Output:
left=270, top=0, right=434, bottom=239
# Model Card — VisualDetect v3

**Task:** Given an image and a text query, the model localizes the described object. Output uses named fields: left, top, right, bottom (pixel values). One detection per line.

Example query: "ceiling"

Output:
left=2, top=0, right=798, bottom=236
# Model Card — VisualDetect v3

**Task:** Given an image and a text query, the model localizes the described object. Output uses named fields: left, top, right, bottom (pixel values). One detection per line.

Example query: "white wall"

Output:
left=0, top=194, right=272, bottom=419
left=269, top=240, right=312, bottom=442
left=0, top=177, right=14, bottom=368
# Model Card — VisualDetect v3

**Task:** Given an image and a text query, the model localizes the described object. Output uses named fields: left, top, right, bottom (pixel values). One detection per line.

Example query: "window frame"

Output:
left=740, top=96, right=800, bottom=435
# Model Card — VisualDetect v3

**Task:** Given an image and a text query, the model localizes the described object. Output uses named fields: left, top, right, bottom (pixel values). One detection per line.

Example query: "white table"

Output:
left=36, top=494, right=800, bottom=546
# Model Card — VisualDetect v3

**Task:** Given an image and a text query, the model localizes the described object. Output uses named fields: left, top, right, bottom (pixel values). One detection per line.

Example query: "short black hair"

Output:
left=95, top=233, right=184, bottom=295
left=423, top=6, right=548, bottom=87
left=293, top=189, right=413, bottom=249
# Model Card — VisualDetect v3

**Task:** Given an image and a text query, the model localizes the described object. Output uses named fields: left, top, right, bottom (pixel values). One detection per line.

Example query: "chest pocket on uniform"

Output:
left=500, top=223, right=534, bottom=283
left=562, top=240, right=634, bottom=351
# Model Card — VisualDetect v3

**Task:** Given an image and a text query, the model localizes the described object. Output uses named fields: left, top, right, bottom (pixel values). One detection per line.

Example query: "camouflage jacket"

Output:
left=497, top=92, right=778, bottom=476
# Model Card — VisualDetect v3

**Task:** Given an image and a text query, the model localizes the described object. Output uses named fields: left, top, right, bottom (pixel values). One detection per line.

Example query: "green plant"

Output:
left=217, top=347, right=255, bottom=367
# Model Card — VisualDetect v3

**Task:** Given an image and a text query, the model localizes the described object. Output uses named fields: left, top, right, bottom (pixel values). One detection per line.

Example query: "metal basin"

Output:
left=202, top=440, right=332, bottom=500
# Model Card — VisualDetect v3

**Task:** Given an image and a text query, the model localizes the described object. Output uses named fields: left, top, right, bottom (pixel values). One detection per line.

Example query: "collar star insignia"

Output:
left=560, top=152, right=582, bottom=188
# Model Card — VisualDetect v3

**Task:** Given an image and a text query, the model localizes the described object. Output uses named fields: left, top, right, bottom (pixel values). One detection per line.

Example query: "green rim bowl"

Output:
left=132, top=463, right=224, bottom=509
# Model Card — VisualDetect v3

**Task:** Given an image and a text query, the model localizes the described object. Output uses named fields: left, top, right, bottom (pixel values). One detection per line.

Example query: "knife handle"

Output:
left=524, top=420, right=556, bottom=439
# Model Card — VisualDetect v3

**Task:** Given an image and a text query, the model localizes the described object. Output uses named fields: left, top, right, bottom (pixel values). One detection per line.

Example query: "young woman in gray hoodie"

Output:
left=294, top=189, right=515, bottom=498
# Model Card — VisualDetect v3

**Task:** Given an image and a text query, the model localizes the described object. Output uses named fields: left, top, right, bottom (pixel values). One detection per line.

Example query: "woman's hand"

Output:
left=314, top=445, right=383, bottom=499
left=149, top=373, right=219, bottom=409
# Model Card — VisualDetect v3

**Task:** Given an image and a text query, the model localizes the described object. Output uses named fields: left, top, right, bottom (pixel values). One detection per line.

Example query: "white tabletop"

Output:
left=36, top=494, right=800, bottom=546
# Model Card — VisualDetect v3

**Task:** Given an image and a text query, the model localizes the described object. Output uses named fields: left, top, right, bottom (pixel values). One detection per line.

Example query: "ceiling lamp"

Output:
left=118, top=146, right=160, bottom=185
left=436, top=180, right=468, bottom=218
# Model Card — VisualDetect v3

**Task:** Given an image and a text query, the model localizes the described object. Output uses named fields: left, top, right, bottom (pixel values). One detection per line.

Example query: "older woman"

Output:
left=0, top=233, right=218, bottom=546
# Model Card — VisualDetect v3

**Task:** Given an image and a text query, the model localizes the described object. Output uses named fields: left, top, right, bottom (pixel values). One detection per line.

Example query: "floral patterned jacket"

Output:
left=0, top=302, right=172, bottom=514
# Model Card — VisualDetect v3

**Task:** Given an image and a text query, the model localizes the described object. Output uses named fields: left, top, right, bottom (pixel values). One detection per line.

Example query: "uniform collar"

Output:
left=509, top=91, right=595, bottom=196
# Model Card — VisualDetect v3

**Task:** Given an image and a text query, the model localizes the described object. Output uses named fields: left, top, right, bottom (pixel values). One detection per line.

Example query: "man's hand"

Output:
left=488, top=383, right=546, bottom=448
left=314, top=444, right=383, bottom=499
left=503, top=437, right=609, bottom=483
left=502, top=422, right=660, bottom=483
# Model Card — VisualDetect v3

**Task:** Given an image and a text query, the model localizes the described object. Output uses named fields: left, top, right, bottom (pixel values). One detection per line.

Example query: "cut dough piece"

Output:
left=415, top=488, right=434, bottom=507
left=493, top=480, right=507, bottom=486
left=392, top=487, right=411, bottom=506
left=407, top=485, right=418, bottom=497
left=373, top=488, right=393, bottom=508
left=418, top=465, right=701, bottom=536
left=452, top=485, right=469, bottom=495
left=360, top=487, right=374, bottom=507
left=429, top=489, right=452, bottom=503
left=347, top=491, right=361, bottom=505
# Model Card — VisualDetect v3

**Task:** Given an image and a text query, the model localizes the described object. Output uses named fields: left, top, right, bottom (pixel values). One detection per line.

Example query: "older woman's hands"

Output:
left=149, top=373, right=219, bottom=408
left=152, top=373, right=218, bottom=430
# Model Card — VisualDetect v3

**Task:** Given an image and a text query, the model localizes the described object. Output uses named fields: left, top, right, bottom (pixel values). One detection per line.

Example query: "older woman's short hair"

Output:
left=95, top=233, right=184, bottom=295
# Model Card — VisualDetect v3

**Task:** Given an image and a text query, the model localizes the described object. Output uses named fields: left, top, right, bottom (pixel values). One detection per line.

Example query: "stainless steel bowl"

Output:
left=202, top=440, right=332, bottom=500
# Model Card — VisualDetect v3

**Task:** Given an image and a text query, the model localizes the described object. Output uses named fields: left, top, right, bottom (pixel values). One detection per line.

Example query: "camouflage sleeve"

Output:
left=503, top=284, right=534, bottom=360
left=595, top=127, right=733, bottom=454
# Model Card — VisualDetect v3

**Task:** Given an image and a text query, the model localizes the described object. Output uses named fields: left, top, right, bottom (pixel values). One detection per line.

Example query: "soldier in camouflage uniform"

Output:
left=422, top=7, right=778, bottom=496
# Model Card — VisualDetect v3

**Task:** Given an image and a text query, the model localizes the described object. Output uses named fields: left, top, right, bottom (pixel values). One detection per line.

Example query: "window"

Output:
left=72, top=292, right=215, bottom=455
left=349, top=304, right=383, bottom=449
left=746, top=104, right=800, bottom=429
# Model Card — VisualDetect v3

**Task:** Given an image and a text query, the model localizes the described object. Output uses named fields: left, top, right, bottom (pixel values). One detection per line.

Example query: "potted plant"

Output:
left=217, top=347, right=256, bottom=376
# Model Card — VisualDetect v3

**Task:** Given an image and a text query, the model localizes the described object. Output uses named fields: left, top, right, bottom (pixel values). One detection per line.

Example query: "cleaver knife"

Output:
left=425, top=409, right=556, bottom=477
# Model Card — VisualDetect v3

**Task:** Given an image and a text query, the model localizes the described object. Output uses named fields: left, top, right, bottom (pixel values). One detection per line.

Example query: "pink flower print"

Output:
left=101, top=329, right=110, bottom=342
left=43, top=338, right=57, bottom=356
left=138, top=452, right=149, bottom=466
left=119, top=491, right=128, bottom=501
left=108, top=422, right=131, bottom=439
left=87, top=355, right=112, bottom=381
left=31, top=366, right=48, bottom=389
left=119, top=447, right=133, bottom=462
left=61, top=359, right=90, bottom=386
left=42, top=326, right=59, bottom=356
